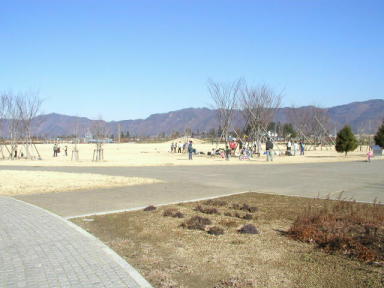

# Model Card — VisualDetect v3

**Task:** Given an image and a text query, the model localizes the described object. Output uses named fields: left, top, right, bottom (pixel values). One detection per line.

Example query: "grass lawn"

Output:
left=72, top=193, right=384, bottom=288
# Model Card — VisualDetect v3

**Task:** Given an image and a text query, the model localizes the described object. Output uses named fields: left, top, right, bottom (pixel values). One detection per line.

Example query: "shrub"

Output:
left=238, top=224, right=259, bottom=234
left=163, top=208, right=184, bottom=218
left=231, top=203, right=258, bottom=213
left=143, top=205, right=156, bottom=211
left=288, top=199, right=384, bottom=262
left=224, top=212, right=233, bottom=217
left=207, top=226, right=224, bottom=236
left=180, top=216, right=212, bottom=230
left=335, top=125, right=358, bottom=156
left=374, top=120, right=384, bottom=148
left=194, top=205, right=220, bottom=215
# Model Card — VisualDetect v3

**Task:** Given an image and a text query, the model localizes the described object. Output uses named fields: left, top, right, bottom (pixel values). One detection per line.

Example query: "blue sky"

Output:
left=1, top=0, right=383, bottom=120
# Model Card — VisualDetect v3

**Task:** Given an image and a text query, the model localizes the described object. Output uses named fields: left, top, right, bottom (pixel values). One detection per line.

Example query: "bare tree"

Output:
left=15, top=92, right=43, bottom=159
left=208, top=79, right=242, bottom=146
left=240, top=83, right=282, bottom=149
left=287, top=105, right=332, bottom=149
left=0, top=91, right=43, bottom=159
left=90, top=116, right=108, bottom=161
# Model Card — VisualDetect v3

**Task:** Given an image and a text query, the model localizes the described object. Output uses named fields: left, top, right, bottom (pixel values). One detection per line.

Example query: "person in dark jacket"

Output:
left=266, top=138, right=274, bottom=162
left=188, top=141, right=193, bottom=160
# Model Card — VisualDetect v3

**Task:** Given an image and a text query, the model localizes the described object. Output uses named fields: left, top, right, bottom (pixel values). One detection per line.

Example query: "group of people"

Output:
left=53, top=144, right=68, bottom=157
left=170, top=141, right=194, bottom=160
left=286, top=140, right=305, bottom=156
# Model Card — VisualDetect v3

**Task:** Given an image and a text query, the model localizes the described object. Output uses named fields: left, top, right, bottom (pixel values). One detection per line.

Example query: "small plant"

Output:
left=224, top=211, right=233, bottom=217
left=194, top=205, right=220, bottom=215
left=207, top=226, right=224, bottom=236
left=143, top=205, right=156, bottom=211
left=180, top=216, right=212, bottom=230
left=163, top=208, right=184, bottom=218
left=238, top=224, right=259, bottom=234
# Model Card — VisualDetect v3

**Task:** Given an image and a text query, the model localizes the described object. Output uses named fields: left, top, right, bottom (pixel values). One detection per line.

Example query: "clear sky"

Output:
left=1, top=0, right=383, bottom=121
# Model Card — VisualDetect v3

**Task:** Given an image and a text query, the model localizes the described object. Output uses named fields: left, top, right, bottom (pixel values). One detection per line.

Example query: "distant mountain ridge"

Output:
left=27, top=99, right=384, bottom=137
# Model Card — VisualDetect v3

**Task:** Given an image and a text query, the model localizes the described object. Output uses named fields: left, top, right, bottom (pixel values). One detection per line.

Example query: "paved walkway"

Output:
left=0, top=197, right=152, bottom=288
left=11, top=160, right=384, bottom=218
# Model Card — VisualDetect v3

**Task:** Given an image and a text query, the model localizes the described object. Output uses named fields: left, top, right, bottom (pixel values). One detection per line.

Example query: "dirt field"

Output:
left=0, top=170, right=163, bottom=196
left=73, top=193, right=384, bottom=288
left=0, top=140, right=374, bottom=167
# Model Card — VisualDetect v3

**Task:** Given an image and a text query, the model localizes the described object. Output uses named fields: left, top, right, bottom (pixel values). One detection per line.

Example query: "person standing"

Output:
left=266, top=138, right=274, bottom=162
left=64, top=146, right=68, bottom=157
left=293, top=141, right=298, bottom=156
left=53, top=143, right=57, bottom=157
left=188, top=141, right=193, bottom=160
left=300, top=141, right=305, bottom=155
left=287, top=140, right=292, bottom=155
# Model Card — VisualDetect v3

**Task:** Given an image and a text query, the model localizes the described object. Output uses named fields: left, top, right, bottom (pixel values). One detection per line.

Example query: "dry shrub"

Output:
left=163, top=208, right=184, bottom=218
left=194, top=205, right=220, bottom=215
left=204, top=199, right=227, bottom=207
left=231, top=203, right=258, bottom=213
left=207, top=226, right=224, bottom=236
left=288, top=199, right=384, bottom=262
left=180, top=216, right=212, bottom=231
left=143, top=205, right=156, bottom=211
left=238, top=224, right=259, bottom=234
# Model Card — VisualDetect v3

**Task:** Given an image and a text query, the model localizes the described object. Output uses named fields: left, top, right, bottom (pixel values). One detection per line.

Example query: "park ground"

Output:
left=0, top=142, right=383, bottom=288
left=0, top=140, right=374, bottom=168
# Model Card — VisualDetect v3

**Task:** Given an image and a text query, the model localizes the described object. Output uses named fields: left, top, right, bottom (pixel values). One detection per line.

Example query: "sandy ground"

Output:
left=0, top=170, right=163, bottom=196
left=0, top=141, right=377, bottom=167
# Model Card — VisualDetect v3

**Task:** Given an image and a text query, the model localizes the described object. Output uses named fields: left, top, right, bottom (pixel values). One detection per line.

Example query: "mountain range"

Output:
left=28, top=99, right=384, bottom=137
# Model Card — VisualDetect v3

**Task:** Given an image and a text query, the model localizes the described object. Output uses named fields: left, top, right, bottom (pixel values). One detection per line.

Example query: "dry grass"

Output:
left=73, top=193, right=384, bottom=288
left=0, top=170, right=163, bottom=195
left=0, top=142, right=373, bottom=168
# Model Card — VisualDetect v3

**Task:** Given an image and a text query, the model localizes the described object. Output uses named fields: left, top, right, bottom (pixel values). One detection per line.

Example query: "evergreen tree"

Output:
left=335, top=125, right=358, bottom=156
left=374, top=120, right=384, bottom=148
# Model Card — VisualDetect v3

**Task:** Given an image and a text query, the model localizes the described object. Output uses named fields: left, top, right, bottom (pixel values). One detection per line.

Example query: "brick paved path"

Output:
left=0, top=197, right=152, bottom=288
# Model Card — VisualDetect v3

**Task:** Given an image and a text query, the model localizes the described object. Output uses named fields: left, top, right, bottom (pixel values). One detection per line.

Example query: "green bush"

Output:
left=335, top=125, right=358, bottom=156
left=374, top=121, right=384, bottom=148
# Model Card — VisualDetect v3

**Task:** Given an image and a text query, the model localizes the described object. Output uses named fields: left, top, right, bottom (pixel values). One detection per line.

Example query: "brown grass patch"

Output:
left=73, top=193, right=384, bottom=288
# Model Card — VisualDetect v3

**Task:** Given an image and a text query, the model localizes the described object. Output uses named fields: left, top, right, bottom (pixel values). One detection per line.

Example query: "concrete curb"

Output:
left=9, top=197, right=153, bottom=288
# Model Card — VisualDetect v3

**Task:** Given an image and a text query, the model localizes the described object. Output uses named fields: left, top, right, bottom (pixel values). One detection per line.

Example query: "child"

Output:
left=367, top=150, right=373, bottom=162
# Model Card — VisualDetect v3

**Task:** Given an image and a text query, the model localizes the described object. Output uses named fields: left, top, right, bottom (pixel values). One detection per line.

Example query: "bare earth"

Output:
left=0, top=170, right=163, bottom=196
left=0, top=141, right=373, bottom=167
